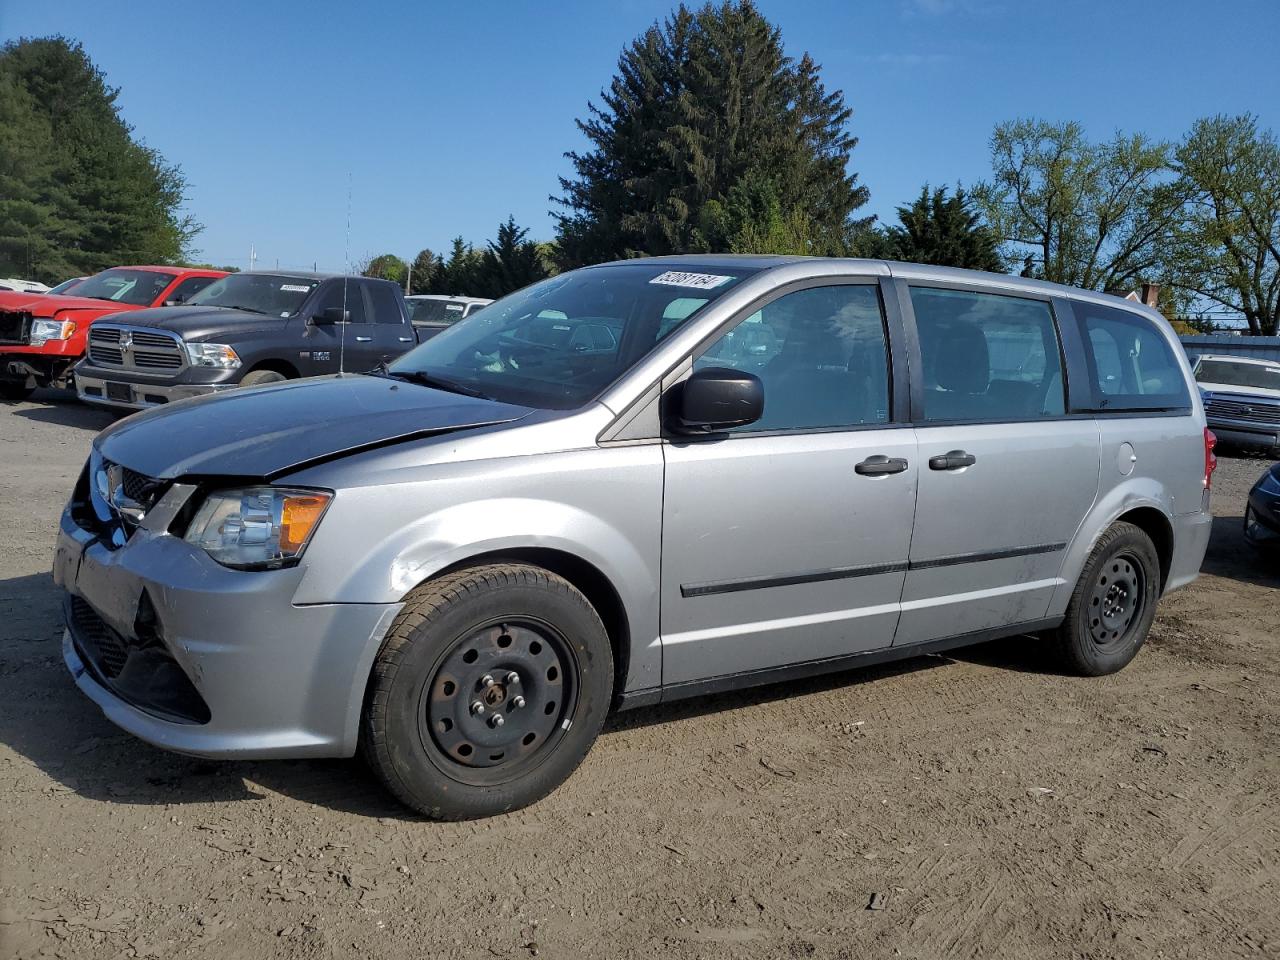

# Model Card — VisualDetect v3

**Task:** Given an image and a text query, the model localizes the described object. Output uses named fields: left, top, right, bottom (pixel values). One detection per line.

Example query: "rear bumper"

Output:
left=75, top=367, right=233, bottom=410
left=56, top=508, right=402, bottom=758
left=1165, top=508, right=1213, bottom=593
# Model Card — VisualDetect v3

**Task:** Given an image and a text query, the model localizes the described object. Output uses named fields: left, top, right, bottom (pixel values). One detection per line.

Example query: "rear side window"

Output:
left=1074, top=302, right=1190, bottom=411
left=909, top=286, right=1065, bottom=423
left=366, top=281, right=404, bottom=324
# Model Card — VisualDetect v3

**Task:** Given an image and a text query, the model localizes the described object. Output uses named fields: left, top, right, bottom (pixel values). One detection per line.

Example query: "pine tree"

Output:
left=886, top=186, right=1005, bottom=272
left=476, top=216, right=552, bottom=297
left=408, top=248, right=442, bottom=295
left=0, top=36, right=198, bottom=282
left=554, top=1, right=868, bottom=267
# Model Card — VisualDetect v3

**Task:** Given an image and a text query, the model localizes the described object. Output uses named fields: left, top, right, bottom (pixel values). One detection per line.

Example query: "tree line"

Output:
left=3, top=9, right=1278, bottom=334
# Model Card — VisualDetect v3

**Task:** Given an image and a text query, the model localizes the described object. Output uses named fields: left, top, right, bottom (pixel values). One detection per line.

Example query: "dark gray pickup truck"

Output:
left=74, top=271, right=419, bottom=410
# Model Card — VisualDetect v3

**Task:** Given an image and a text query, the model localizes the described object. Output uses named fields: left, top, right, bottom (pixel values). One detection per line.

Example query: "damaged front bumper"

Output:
left=55, top=493, right=402, bottom=759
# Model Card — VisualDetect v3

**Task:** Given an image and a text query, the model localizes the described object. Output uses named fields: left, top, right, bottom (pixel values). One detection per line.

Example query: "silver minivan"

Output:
left=54, top=256, right=1215, bottom=819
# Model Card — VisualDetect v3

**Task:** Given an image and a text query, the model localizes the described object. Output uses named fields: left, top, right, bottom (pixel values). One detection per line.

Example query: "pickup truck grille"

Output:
left=0, top=310, right=32, bottom=345
left=88, top=324, right=185, bottom=373
left=1205, top=397, right=1280, bottom=425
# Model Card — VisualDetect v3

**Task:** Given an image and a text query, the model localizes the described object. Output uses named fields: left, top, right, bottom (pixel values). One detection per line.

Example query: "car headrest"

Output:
left=934, top=322, right=990, bottom=394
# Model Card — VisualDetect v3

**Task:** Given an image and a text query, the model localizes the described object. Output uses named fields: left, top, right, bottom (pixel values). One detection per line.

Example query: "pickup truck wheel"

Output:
left=361, top=563, right=613, bottom=820
left=0, top=382, right=34, bottom=402
left=1052, top=522, right=1160, bottom=676
left=239, top=369, right=288, bottom=387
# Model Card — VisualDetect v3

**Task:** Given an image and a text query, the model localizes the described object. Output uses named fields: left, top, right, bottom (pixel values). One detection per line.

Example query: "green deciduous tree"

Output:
left=0, top=37, right=199, bottom=283
left=974, top=118, right=1181, bottom=291
left=884, top=185, right=1005, bottom=272
left=554, top=0, right=869, bottom=266
left=1167, top=114, right=1280, bottom=336
left=362, top=253, right=408, bottom=284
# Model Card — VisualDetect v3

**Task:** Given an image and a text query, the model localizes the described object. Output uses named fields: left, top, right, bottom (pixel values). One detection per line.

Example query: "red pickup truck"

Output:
left=0, top=265, right=227, bottom=401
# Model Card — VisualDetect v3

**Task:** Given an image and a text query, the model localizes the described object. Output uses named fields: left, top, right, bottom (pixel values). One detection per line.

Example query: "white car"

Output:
left=405, top=295, right=492, bottom=339
left=1194, top=353, right=1280, bottom=453
left=0, top=278, right=51, bottom=294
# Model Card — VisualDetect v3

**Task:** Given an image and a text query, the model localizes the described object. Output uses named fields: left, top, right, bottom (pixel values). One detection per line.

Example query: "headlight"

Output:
left=183, top=487, right=331, bottom=569
left=1261, top=470, right=1280, bottom=496
left=30, top=318, right=76, bottom=346
left=185, top=342, right=241, bottom=368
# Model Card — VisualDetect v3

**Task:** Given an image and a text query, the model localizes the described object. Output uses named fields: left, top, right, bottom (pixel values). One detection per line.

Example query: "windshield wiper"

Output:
left=372, top=363, right=494, bottom=400
left=376, top=366, right=491, bottom=399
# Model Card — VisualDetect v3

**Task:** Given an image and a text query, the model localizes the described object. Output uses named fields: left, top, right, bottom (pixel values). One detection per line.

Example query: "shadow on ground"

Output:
left=5, top=388, right=119, bottom=432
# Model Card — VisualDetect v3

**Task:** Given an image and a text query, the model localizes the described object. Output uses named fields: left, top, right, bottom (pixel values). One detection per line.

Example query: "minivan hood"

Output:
left=95, top=374, right=533, bottom=480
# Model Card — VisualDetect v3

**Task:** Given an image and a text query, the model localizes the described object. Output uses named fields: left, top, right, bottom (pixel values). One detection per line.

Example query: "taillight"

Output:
left=1204, top=428, right=1218, bottom=489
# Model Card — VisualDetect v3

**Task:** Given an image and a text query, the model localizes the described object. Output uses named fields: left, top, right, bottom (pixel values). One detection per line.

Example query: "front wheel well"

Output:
left=1113, top=507, right=1174, bottom=592
left=418, top=549, right=631, bottom=705
left=243, top=358, right=299, bottom=379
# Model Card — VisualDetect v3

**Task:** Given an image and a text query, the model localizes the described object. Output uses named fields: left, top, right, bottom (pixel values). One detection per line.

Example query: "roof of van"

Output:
left=590, top=254, right=1161, bottom=316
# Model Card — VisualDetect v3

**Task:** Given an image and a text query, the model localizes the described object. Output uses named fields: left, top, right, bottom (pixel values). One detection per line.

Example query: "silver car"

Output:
left=54, top=256, right=1214, bottom=819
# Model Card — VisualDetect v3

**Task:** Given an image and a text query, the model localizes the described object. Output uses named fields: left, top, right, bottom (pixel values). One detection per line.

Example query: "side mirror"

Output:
left=669, top=366, right=764, bottom=434
left=312, top=307, right=348, bottom=325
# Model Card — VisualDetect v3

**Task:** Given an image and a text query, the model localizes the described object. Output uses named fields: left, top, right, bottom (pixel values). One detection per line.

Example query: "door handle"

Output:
left=928, top=450, right=977, bottom=471
left=855, top=455, right=909, bottom=476
left=398, top=336, right=413, bottom=342
left=354, top=336, right=373, bottom=342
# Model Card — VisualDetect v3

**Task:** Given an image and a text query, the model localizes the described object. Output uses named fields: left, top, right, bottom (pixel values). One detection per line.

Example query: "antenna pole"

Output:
left=339, top=173, right=352, bottom=375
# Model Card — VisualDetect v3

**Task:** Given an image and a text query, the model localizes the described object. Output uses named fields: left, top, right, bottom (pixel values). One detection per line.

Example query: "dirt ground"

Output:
left=1, top=390, right=1277, bottom=960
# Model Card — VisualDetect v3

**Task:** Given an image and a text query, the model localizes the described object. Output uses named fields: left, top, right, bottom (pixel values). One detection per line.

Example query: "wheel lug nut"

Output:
left=470, top=700, right=485, bottom=716
left=489, top=714, right=505, bottom=728
left=506, top=671, right=520, bottom=685
left=479, top=674, right=494, bottom=688
left=512, top=696, right=526, bottom=709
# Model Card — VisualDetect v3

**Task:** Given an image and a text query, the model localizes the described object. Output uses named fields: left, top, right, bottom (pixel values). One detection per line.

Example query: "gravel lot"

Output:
left=1, top=390, right=1277, bottom=960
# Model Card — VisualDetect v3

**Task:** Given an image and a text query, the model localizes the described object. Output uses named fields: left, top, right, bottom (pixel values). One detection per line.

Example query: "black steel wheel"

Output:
left=362, top=563, right=613, bottom=819
left=420, top=619, right=578, bottom=785
left=1085, top=553, right=1146, bottom=652
left=1053, top=521, right=1160, bottom=676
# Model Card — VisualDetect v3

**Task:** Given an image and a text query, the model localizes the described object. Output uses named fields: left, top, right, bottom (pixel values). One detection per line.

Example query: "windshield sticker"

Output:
left=446, top=303, right=464, bottom=311
left=280, top=284, right=312, bottom=293
left=649, top=271, right=734, bottom=290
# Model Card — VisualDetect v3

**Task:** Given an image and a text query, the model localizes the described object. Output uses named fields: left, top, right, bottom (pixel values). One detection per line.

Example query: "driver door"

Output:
left=659, top=281, right=918, bottom=686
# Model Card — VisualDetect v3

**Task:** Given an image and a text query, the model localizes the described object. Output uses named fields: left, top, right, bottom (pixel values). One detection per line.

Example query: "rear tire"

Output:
left=1052, top=521, right=1160, bottom=676
left=361, top=563, right=613, bottom=820
left=0, top=382, right=34, bottom=402
left=239, top=368, right=288, bottom=387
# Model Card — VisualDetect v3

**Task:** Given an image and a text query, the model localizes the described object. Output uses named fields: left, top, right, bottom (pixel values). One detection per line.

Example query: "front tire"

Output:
left=1053, top=522, right=1160, bottom=676
left=239, top=368, right=288, bottom=388
left=0, top=382, right=34, bottom=402
left=361, top=563, right=613, bottom=820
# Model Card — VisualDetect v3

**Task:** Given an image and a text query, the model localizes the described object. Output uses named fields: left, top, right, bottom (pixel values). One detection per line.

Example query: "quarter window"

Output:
left=909, top=286, right=1065, bottom=422
left=1075, top=302, right=1190, bottom=410
left=695, top=284, right=890, bottom=432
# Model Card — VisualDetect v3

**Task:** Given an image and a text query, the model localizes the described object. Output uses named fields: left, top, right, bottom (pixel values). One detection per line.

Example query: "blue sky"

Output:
left=4, top=0, right=1278, bottom=273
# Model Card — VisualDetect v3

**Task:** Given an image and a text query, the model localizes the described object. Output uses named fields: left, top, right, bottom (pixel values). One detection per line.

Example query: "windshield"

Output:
left=187, top=273, right=321, bottom=317
left=1196, top=358, right=1280, bottom=391
left=408, top=299, right=468, bottom=326
left=389, top=264, right=753, bottom=409
left=73, top=269, right=177, bottom=306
